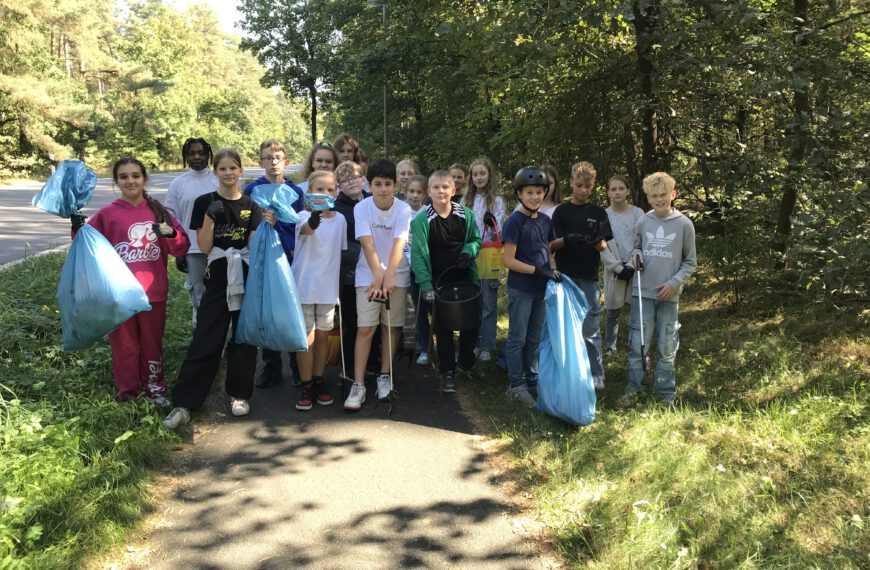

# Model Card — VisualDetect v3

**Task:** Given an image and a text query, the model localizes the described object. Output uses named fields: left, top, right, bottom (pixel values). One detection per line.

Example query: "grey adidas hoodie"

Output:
left=631, top=209, right=697, bottom=303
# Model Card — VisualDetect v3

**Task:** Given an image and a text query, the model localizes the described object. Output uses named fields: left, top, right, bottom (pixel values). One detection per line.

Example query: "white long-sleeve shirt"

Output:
left=164, top=168, right=219, bottom=254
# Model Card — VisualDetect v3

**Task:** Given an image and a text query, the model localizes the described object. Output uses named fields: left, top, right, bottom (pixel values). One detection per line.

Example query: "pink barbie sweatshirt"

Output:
left=87, top=199, right=190, bottom=302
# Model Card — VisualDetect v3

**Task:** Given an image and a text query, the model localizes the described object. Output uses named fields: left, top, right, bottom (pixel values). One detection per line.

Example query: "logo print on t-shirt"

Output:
left=644, top=225, right=677, bottom=259
left=240, top=209, right=251, bottom=221
left=115, top=221, right=161, bottom=263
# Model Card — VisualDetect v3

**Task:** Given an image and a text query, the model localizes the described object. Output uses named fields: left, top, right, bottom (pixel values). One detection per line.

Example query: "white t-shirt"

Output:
left=164, top=168, right=218, bottom=254
left=466, top=194, right=506, bottom=243
left=354, top=197, right=412, bottom=288
left=292, top=211, right=347, bottom=304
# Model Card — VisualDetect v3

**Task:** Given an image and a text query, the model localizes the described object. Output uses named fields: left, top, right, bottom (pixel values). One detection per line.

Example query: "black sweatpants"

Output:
left=433, top=318, right=478, bottom=375
left=172, top=263, right=257, bottom=409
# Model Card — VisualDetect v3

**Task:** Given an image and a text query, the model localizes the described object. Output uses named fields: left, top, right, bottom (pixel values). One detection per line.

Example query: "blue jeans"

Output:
left=478, top=279, right=499, bottom=352
left=605, top=307, right=622, bottom=353
left=626, top=297, right=680, bottom=400
left=575, top=278, right=604, bottom=381
left=409, top=280, right=431, bottom=353
left=505, top=287, right=546, bottom=388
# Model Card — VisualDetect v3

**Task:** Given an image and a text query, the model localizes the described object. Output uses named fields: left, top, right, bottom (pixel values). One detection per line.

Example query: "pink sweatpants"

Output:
left=108, top=302, right=167, bottom=402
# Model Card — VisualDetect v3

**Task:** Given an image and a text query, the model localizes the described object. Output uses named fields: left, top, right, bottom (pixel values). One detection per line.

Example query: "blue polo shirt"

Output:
left=243, top=176, right=304, bottom=264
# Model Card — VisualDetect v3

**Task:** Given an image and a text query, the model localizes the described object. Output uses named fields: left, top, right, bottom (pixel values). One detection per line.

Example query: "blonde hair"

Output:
left=429, top=170, right=454, bottom=187
left=308, top=170, right=336, bottom=189
left=571, top=161, right=597, bottom=180
left=642, top=172, right=676, bottom=195
left=462, top=156, right=499, bottom=214
left=334, top=160, right=362, bottom=180
left=396, top=159, right=420, bottom=174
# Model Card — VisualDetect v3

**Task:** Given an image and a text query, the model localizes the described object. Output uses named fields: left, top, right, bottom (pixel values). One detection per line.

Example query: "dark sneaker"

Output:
left=617, top=394, right=637, bottom=409
left=440, top=372, right=456, bottom=393
left=313, top=380, right=334, bottom=406
left=507, top=385, right=536, bottom=408
left=255, top=366, right=282, bottom=388
left=296, top=383, right=314, bottom=411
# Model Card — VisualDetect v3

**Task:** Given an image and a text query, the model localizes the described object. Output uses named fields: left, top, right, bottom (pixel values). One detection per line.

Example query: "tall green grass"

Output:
left=0, top=254, right=189, bottom=568
left=475, top=278, right=869, bottom=568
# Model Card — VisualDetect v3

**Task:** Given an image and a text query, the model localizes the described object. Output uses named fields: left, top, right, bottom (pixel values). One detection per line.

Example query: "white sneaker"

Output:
left=593, top=376, right=605, bottom=390
left=344, top=383, right=366, bottom=411
left=231, top=398, right=250, bottom=417
left=163, top=407, right=190, bottom=429
left=478, top=350, right=492, bottom=362
left=416, top=352, right=429, bottom=366
left=376, top=373, right=392, bottom=400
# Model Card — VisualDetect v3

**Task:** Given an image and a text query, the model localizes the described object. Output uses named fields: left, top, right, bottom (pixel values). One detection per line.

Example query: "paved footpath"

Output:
left=144, top=360, right=541, bottom=569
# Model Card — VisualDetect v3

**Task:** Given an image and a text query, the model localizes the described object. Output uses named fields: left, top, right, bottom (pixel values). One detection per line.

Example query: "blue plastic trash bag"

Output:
left=57, top=225, right=152, bottom=351
left=303, top=193, right=335, bottom=211
left=250, top=183, right=300, bottom=223
left=236, top=221, right=308, bottom=352
left=537, top=276, right=597, bottom=426
left=32, top=160, right=98, bottom=217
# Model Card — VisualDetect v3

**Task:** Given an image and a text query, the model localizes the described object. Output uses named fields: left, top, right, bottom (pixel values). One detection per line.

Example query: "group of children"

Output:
left=76, top=133, right=696, bottom=430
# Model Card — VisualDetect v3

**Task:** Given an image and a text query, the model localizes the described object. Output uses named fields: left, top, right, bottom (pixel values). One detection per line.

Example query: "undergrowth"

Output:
left=474, top=271, right=869, bottom=568
left=0, top=253, right=189, bottom=569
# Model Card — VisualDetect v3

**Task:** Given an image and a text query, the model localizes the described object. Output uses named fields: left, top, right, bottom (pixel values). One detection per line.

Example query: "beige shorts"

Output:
left=302, top=303, right=336, bottom=332
left=355, top=287, right=407, bottom=327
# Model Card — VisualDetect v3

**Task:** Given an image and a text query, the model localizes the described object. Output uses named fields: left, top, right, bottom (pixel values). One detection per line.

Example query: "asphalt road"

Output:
left=0, top=166, right=300, bottom=267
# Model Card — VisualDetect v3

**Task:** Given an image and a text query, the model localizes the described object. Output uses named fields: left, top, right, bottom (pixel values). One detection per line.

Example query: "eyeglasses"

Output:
left=338, top=176, right=363, bottom=186
left=260, top=155, right=286, bottom=163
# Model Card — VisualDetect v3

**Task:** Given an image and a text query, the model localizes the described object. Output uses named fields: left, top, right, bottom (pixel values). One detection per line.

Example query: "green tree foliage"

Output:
left=239, top=0, right=341, bottom=145
left=0, top=0, right=309, bottom=176
left=283, top=0, right=868, bottom=303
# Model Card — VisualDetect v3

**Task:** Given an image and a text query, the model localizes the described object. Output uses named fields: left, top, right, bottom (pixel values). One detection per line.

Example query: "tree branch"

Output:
left=819, top=9, right=870, bottom=30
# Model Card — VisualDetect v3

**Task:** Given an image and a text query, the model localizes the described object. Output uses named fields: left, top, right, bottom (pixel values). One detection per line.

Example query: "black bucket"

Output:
left=434, top=280, right=481, bottom=331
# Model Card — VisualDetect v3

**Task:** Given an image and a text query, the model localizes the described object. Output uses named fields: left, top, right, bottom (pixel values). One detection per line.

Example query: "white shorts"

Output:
left=302, top=303, right=336, bottom=332
left=355, top=287, right=407, bottom=327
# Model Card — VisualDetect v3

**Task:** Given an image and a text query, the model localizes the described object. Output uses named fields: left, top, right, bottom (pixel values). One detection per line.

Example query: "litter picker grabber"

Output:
left=371, top=295, right=396, bottom=414
left=636, top=256, right=647, bottom=374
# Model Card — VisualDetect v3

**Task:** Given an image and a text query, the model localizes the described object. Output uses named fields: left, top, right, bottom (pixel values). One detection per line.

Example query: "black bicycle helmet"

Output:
left=512, top=166, right=549, bottom=191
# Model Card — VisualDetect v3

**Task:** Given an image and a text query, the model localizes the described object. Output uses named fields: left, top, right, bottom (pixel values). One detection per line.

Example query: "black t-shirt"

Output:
left=191, top=192, right=262, bottom=251
left=551, top=201, right=613, bottom=281
left=429, top=209, right=469, bottom=285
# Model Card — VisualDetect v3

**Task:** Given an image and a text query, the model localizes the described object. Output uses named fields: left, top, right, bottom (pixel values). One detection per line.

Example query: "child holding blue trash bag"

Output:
left=71, top=157, right=190, bottom=405
left=164, top=149, right=274, bottom=429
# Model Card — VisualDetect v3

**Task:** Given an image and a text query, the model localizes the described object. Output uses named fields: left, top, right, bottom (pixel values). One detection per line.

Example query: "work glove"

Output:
left=616, top=265, right=635, bottom=281
left=175, top=256, right=188, bottom=273
left=534, top=265, right=562, bottom=282
left=70, top=214, right=87, bottom=230
left=456, top=252, right=472, bottom=270
left=564, top=233, right=586, bottom=246
left=483, top=211, right=497, bottom=229
left=205, top=200, right=224, bottom=221
left=308, top=210, right=322, bottom=230
left=152, top=221, right=177, bottom=238
left=423, top=290, right=436, bottom=303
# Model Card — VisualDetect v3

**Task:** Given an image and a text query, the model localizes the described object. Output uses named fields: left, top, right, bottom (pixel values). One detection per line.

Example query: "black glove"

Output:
left=70, top=214, right=87, bottom=230
left=152, top=221, right=177, bottom=238
left=205, top=200, right=224, bottom=221
left=564, top=233, right=586, bottom=246
left=175, top=256, right=189, bottom=273
left=483, top=211, right=497, bottom=229
left=456, top=252, right=472, bottom=270
left=616, top=265, right=635, bottom=281
left=308, top=210, right=322, bottom=230
left=423, top=290, right=436, bottom=303
left=534, top=265, right=562, bottom=282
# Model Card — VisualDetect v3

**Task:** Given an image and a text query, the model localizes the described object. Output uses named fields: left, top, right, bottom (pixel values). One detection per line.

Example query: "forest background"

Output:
left=2, top=0, right=868, bottom=303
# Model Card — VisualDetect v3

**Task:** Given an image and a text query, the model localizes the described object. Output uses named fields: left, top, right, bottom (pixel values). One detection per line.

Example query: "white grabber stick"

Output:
left=372, top=294, right=396, bottom=414
left=636, top=258, right=647, bottom=374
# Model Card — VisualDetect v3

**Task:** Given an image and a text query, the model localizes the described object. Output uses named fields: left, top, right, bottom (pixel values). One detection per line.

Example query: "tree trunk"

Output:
left=309, top=85, right=317, bottom=146
left=632, top=0, right=668, bottom=179
left=775, top=0, right=811, bottom=253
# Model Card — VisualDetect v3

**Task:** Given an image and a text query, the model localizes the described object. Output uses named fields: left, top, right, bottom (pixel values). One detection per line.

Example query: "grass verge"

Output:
left=467, top=274, right=869, bottom=568
left=0, top=253, right=191, bottom=568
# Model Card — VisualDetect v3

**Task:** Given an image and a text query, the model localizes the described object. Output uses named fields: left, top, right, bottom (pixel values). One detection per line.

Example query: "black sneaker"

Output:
left=440, top=372, right=457, bottom=393
left=255, top=366, right=282, bottom=388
